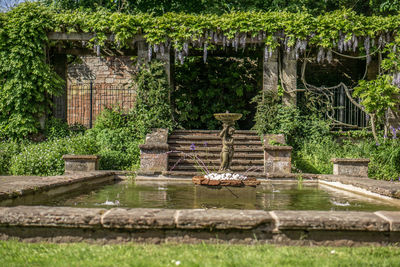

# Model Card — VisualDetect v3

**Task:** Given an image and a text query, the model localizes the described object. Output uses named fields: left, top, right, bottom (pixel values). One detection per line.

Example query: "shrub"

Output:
left=9, top=135, right=97, bottom=176
left=0, top=141, right=20, bottom=174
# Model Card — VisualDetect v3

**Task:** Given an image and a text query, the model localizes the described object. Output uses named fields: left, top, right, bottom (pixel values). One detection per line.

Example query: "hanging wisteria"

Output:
left=393, top=73, right=400, bottom=88
left=137, top=20, right=397, bottom=67
left=148, top=44, right=152, bottom=61
left=96, top=45, right=101, bottom=56
left=203, top=43, right=208, bottom=63
left=364, top=36, right=371, bottom=64
left=317, top=47, right=325, bottom=63
left=326, top=49, right=333, bottom=63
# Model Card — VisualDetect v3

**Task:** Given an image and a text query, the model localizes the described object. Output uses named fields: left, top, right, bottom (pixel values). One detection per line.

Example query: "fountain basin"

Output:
left=214, top=113, right=242, bottom=124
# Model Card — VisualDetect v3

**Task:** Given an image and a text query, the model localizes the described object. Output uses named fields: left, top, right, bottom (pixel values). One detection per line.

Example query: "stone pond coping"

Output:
left=0, top=171, right=115, bottom=201
left=2, top=172, right=400, bottom=244
left=1, top=206, right=400, bottom=245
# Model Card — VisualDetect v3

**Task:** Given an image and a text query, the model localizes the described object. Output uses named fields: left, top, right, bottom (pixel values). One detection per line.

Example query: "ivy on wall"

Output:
left=3, top=2, right=400, bottom=138
left=0, top=4, right=63, bottom=139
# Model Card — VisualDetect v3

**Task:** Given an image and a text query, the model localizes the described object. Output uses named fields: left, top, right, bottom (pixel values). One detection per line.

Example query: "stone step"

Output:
left=171, top=130, right=259, bottom=135
left=162, top=170, right=266, bottom=178
left=168, top=152, right=264, bottom=159
left=169, top=158, right=264, bottom=166
left=167, top=140, right=262, bottom=146
left=168, top=165, right=264, bottom=172
left=167, top=147, right=264, bottom=153
left=168, top=135, right=262, bottom=141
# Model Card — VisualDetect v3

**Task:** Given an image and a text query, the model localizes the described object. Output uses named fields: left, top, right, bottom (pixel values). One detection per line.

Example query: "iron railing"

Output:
left=67, top=82, right=135, bottom=128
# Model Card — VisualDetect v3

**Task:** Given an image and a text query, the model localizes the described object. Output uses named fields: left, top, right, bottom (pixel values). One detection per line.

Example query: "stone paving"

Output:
left=0, top=172, right=115, bottom=201
left=320, top=174, right=400, bottom=199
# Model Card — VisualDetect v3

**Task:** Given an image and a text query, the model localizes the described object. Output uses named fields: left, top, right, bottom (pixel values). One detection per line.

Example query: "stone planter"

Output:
left=264, top=145, right=292, bottom=174
left=331, top=158, right=370, bottom=177
left=62, top=155, right=100, bottom=173
left=139, top=128, right=169, bottom=175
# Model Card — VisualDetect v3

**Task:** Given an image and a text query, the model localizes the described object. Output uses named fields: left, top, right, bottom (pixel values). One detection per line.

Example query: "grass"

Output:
left=1, top=241, right=400, bottom=267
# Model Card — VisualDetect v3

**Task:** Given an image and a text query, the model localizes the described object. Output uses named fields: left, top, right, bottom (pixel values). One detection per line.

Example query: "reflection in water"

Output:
left=2, top=180, right=400, bottom=211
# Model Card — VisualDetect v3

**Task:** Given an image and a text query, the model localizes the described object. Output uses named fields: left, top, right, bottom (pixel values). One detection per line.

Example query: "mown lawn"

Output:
left=1, top=241, right=400, bottom=266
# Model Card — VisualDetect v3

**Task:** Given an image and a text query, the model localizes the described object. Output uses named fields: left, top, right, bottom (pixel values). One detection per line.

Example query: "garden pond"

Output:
left=1, top=180, right=400, bottom=212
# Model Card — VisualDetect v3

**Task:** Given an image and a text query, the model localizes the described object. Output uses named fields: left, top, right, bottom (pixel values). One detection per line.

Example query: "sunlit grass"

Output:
left=1, top=241, right=400, bottom=267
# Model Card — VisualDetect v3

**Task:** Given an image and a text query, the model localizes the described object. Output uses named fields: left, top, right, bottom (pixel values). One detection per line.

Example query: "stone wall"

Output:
left=68, top=56, right=136, bottom=87
left=67, top=56, right=137, bottom=127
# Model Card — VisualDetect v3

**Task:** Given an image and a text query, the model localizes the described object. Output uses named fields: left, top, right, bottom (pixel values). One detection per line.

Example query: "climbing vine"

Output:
left=3, top=2, right=400, bottom=138
left=0, top=3, right=63, bottom=139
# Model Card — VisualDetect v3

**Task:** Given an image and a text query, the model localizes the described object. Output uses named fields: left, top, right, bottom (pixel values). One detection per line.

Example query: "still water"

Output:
left=2, top=180, right=400, bottom=211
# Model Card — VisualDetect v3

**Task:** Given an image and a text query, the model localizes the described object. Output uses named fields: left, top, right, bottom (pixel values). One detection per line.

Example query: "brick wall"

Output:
left=67, top=56, right=137, bottom=127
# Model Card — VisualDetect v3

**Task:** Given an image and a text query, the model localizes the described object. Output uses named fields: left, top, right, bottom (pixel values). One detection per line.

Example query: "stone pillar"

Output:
left=52, top=53, right=67, bottom=121
left=137, top=41, right=149, bottom=65
left=156, top=48, right=174, bottom=89
left=366, top=57, right=379, bottom=80
left=262, top=48, right=278, bottom=92
left=139, top=128, right=169, bottom=175
left=264, top=145, right=293, bottom=174
left=138, top=41, right=174, bottom=90
left=282, top=50, right=297, bottom=106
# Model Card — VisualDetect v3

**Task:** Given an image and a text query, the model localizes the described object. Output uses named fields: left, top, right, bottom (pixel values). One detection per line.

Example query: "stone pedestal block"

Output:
left=139, top=128, right=169, bottom=175
left=331, top=158, right=370, bottom=177
left=264, top=145, right=292, bottom=174
left=263, top=134, right=286, bottom=145
left=62, top=155, right=100, bottom=173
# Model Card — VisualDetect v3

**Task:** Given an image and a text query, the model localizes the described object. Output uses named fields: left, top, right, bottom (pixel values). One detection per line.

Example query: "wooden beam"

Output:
left=47, top=32, right=266, bottom=45
left=47, top=32, right=145, bottom=44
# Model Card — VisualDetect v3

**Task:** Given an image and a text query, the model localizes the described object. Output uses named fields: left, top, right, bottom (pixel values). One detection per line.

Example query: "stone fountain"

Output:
left=192, top=111, right=260, bottom=187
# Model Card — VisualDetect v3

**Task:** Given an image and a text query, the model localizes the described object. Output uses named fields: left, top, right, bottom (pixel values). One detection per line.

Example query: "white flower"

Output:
left=331, top=250, right=335, bottom=254
left=175, top=261, right=181, bottom=266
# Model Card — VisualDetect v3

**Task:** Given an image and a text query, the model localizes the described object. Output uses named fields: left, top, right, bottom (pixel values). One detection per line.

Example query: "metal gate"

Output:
left=298, top=83, right=368, bottom=129
left=67, top=82, right=135, bottom=128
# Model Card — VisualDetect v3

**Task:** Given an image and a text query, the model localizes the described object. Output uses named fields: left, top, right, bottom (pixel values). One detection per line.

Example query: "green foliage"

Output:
left=294, top=136, right=400, bottom=181
left=87, top=108, right=142, bottom=171
left=9, top=4, right=400, bottom=53
left=45, top=118, right=71, bottom=139
left=42, top=0, right=400, bottom=15
left=130, top=60, right=174, bottom=136
left=353, top=75, right=400, bottom=117
left=174, top=56, right=259, bottom=130
left=9, top=135, right=98, bottom=176
left=0, top=141, right=20, bottom=174
left=252, top=90, right=330, bottom=147
left=0, top=3, right=63, bottom=139
left=3, top=4, right=400, bottom=139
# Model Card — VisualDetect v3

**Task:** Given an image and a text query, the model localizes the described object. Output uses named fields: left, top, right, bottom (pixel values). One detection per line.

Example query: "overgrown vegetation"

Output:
left=2, top=3, right=400, bottom=138
left=252, top=90, right=400, bottom=181
left=41, top=0, right=400, bottom=16
left=174, top=56, right=259, bottom=130
left=1, top=3, right=400, bottom=180
left=0, top=61, right=172, bottom=176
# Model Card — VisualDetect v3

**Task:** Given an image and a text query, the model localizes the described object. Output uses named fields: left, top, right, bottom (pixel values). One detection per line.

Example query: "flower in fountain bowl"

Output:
left=193, top=172, right=260, bottom=187
left=205, top=172, right=248, bottom=181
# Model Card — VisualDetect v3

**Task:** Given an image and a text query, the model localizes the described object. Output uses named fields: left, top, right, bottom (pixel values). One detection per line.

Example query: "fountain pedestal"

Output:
left=192, top=112, right=260, bottom=187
